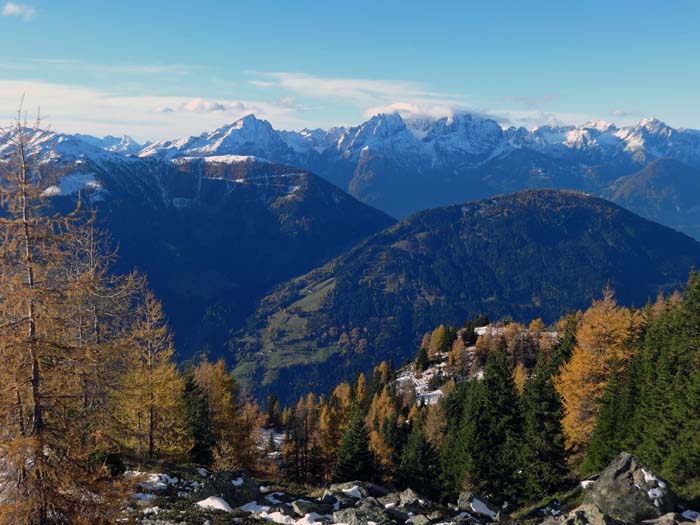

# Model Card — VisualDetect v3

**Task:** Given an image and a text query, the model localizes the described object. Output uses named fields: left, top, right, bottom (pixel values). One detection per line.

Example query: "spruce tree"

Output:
left=333, top=411, right=374, bottom=482
left=520, top=353, right=568, bottom=500
left=415, top=345, right=429, bottom=372
left=453, top=344, right=523, bottom=504
left=397, top=426, right=441, bottom=498
left=183, top=370, right=213, bottom=465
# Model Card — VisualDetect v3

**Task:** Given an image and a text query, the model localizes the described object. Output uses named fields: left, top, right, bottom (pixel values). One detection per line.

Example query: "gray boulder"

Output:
left=330, top=481, right=369, bottom=498
left=378, top=493, right=401, bottom=508
left=400, top=488, right=422, bottom=507
left=641, top=512, right=698, bottom=525
left=198, top=471, right=258, bottom=506
left=384, top=506, right=411, bottom=521
left=407, top=514, right=431, bottom=525
left=457, top=492, right=499, bottom=520
left=292, top=499, right=335, bottom=516
left=545, top=503, right=625, bottom=525
left=584, top=452, right=675, bottom=523
left=333, top=507, right=395, bottom=525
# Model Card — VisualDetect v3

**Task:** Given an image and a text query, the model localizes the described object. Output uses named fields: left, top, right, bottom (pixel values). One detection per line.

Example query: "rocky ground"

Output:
left=124, top=453, right=700, bottom=525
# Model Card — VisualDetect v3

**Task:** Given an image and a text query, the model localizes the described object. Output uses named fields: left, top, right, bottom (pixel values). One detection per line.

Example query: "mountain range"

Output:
left=136, top=113, right=700, bottom=238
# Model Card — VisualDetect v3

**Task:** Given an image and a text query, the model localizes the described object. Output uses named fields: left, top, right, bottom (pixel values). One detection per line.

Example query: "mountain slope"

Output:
left=604, top=158, right=700, bottom=240
left=3, top=130, right=395, bottom=357
left=232, top=190, right=700, bottom=401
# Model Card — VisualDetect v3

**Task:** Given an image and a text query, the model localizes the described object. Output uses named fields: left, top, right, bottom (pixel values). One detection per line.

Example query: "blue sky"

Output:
left=1, top=0, right=698, bottom=140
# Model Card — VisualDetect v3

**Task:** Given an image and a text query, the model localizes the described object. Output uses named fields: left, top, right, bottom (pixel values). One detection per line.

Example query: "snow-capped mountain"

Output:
left=139, top=114, right=298, bottom=162
left=136, top=112, right=700, bottom=172
left=128, top=112, right=700, bottom=235
left=74, top=133, right=146, bottom=155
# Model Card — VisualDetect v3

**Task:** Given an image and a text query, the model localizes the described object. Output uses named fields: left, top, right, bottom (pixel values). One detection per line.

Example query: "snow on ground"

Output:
left=240, top=500, right=330, bottom=525
left=396, top=360, right=447, bottom=406
left=342, top=486, right=363, bottom=499
left=470, top=497, right=497, bottom=518
left=41, top=172, right=103, bottom=198
left=197, top=496, right=234, bottom=513
left=682, top=510, right=700, bottom=522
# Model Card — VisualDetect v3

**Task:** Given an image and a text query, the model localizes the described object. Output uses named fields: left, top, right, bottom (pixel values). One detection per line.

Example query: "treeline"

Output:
left=276, top=286, right=700, bottom=506
left=0, top=122, right=270, bottom=524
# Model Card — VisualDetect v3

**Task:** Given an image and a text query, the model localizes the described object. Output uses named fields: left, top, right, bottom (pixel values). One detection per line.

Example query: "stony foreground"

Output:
left=127, top=453, right=699, bottom=525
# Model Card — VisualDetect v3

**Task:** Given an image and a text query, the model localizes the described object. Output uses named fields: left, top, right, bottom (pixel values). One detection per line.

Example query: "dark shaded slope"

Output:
left=233, top=189, right=700, bottom=401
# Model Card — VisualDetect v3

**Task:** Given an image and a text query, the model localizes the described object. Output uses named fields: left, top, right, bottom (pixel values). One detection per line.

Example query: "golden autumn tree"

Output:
left=319, top=382, right=353, bottom=481
left=0, top=115, right=133, bottom=523
left=513, top=361, right=528, bottom=395
left=554, top=288, right=639, bottom=453
left=192, top=357, right=263, bottom=472
left=114, top=290, right=187, bottom=459
left=366, top=385, right=397, bottom=480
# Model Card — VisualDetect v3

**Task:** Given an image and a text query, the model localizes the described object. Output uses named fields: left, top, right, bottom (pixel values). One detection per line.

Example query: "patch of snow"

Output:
left=342, top=486, right=363, bottom=499
left=197, top=467, right=210, bottom=477
left=197, top=496, right=234, bottom=513
left=580, top=479, right=595, bottom=488
left=240, top=501, right=272, bottom=514
left=470, top=498, right=497, bottom=519
left=681, top=510, right=700, bottom=522
left=41, top=172, right=103, bottom=198
left=231, top=477, right=244, bottom=487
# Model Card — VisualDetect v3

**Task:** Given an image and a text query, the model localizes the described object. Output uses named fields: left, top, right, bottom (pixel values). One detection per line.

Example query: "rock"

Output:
left=428, top=510, right=444, bottom=521
left=356, top=497, right=383, bottom=510
left=323, top=489, right=354, bottom=510
left=407, top=514, right=431, bottom=525
left=584, top=452, right=675, bottom=523
left=365, top=482, right=392, bottom=498
left=333, top=507, right=394, bottom=525
left=400, top=488, right=422, bottom=507
left=553, top=503, right=626, bottom=525
left=378, top=493, right=401, bottom=508
left=457, top=492, right=499, bottom=520
left=384, top=506, right=411, bottom=521
left=198, top=471, right=259, bottom=506
left=292, top=499, right=335, bottom=516
left=330, top=481, right=369, bottom=499
left=642, top=513, right=697, bottom=525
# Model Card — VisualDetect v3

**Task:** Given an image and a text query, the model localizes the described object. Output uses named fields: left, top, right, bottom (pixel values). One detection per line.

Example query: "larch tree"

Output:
left=0, top=115, right=132, bottom=523
left=114, top=290, right=187, bottom=460
left=554, top=289, right=638, bottom=453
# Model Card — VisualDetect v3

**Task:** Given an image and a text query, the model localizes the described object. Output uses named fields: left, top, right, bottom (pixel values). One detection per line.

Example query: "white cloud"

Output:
left=0, top=80, right=312, bottom=141
left=2, top=2, right=37, bottom=20
left=253, top=71, right=461, bottom=105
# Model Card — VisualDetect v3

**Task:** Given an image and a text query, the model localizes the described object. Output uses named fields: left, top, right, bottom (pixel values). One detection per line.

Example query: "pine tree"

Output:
left=333, top=411, right=374, bottom=482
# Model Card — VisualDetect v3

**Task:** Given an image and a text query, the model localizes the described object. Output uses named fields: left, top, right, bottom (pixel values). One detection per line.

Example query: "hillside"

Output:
left=12, top=134, right=395, bottom=357
left=604, top=158, right=700, bottom=240
left=232, top=189, right=700, bottom=400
